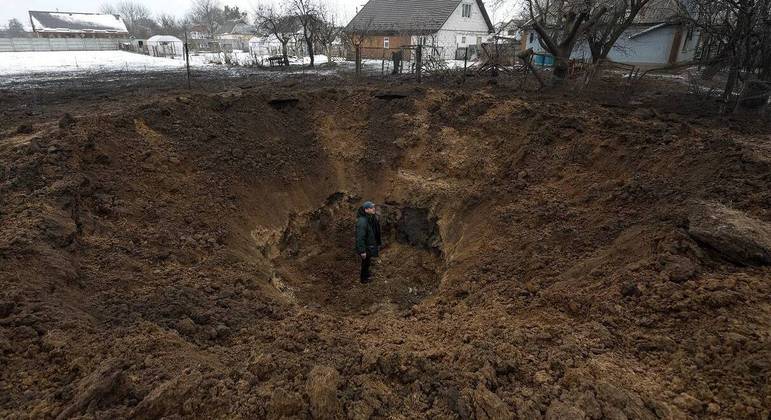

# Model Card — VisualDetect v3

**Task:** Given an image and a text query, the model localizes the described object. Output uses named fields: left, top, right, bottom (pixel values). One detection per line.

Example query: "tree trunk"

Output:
left=554, top=59, right=568, bottom=80
left=759, top=0, right=771, bottom=80
left=355, top=44, right=361, bottom=76
left=590, top=49, right=601, bottom=63
left=306, top=36, right=315, bottom=67
left=282, top=42, right=290, bottom=66
left=392, top=51, right=402, bottom=75
left=588, top=37, right=603, bottom=63
left=553, top=48, right=570, bottom=81
left=722, top=59, right=739, bottom=112
left=416, top=45, right=423, bottom=83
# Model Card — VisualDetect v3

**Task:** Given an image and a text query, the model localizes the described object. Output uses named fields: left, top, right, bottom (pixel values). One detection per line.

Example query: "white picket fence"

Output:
left=0, top=38, right=129, bottom=52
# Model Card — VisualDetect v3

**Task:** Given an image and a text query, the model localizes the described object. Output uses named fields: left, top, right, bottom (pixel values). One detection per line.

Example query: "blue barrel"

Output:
left=534, top=54, right=555, bottom=67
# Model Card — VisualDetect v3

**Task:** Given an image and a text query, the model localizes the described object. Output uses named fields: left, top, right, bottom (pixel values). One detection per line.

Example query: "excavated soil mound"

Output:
left=0, top=83, right=769, bottom=419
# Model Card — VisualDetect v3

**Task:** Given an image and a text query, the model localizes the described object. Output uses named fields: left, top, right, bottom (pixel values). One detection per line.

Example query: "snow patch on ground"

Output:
left=189, top=51, right=334, bottom=67
left=0, top=50, right=445, bottom=87
left=0, top=50, right=187, bottom=75
left=0, top=50, right=340, bottom=77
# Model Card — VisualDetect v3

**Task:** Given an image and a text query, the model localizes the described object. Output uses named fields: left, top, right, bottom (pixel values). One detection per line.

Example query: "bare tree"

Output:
left=157, top=14, right=184, bottom=37
left=255, top=3, right=300, bottom=66
left=100, top=1, right=152, bottom=37
left=7, top=19, right=25, bottom=36
left=290, top=0, right=319, bottom=67
left=526, top=0, right=608, bottom=80
left=586, top=0, right=655, bottom=63
left=486, top=0, right=514, bottom=22
left=344, top=15, right=374, bottom=74
left=222, top=5, right=248, bottom=22
left=191, top=0, right=222, bottom=39
left=684, top=0, right=771, bottom=109
left=99, top=2, right=117, bottom=14
left=344, top=15, right=374, bottom=49
left=315, top=4, right=341, bottom=62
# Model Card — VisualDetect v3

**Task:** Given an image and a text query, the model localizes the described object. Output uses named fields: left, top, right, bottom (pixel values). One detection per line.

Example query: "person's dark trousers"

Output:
left=360, top=252, right=372, bottom=283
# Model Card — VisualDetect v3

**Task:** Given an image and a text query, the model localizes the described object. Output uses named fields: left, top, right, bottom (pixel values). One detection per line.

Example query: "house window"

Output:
left=477, top=36, right=482, bottom=45
left=461, top=36, right=467, bottom=44
left=462, top=4, right=472, bottom=18
left=383, top=37, right=390, bottom=49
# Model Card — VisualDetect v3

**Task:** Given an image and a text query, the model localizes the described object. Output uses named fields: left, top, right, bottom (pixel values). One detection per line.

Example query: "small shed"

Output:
left=147, top=35, right=184, bottom=58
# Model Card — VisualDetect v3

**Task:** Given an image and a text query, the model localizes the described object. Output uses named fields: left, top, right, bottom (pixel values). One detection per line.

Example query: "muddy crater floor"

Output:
left=260, top=193, right=444, bottom=315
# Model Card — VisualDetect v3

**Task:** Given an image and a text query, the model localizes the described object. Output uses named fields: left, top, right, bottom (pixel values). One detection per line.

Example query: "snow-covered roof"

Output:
left=147, top=35, right=183, bottom=43
left=249, top=35, right=282, bottom=44
left=629, top=22, right=670, bottom=39
left=29, top=11, right=128, bottom=34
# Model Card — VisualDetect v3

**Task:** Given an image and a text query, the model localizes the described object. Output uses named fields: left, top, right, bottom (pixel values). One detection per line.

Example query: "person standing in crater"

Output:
left=356, top=201, right=382, bottom=284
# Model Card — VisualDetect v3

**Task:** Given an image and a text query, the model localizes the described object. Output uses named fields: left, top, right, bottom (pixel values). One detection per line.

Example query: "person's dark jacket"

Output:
left=356, top=207, right=382, bottom=257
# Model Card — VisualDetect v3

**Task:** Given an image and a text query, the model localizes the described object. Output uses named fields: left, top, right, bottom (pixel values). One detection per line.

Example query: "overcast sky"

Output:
left=1, top=0, right=520, bottom=29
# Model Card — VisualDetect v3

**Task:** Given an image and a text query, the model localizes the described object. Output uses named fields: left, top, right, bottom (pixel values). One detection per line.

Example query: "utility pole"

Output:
left=355, top=44, right=362, bottom=77
left=416, top=44, right=422, bottom=83
left=184, top=30, right=191, bottom=90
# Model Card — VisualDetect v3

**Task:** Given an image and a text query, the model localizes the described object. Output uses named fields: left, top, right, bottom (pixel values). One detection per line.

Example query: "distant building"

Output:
left=248, top=33, right=306, bottom=58
left=217, top=21, right=258, bottom=51
left=345, top=0, right=495, bottom=60
left=249, top=35, right=284, bottom=56
left=496, top=19, right=524, bottom=42
left=147, top=35, right=184, bottom=58
left=189, top=24, right=209, bottom=40
left=28, top=11, right=128, bottom=39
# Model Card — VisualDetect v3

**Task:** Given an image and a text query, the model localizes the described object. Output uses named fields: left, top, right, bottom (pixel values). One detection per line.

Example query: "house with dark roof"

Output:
left=522, top=0, right=700, bottom=66
left=217, top=21, right=259, bottom=51
left=345, top=0, right=495, bottom=60
left=28, top=11, right=128, bottom=38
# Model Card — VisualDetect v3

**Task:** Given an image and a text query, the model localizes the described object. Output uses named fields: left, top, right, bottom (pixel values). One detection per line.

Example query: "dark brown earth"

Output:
left=0, top=76, right=769, bottom=419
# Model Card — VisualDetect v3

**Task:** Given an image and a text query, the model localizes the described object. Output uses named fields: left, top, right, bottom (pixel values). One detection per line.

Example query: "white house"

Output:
left=189, top=24, right=208, bottom=40
left=189, top=24, right=215, bottom=50
left=345, top=0, right=495, bottom=60
left=248, top=33, right=306, bottom=58
left=522, top=0, right=700, bottom=66
left=217, top=22, right=258, bottom=51
left=147, top=35, right=184, bottom=58
left=249, top=35, right=283, bottom=56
